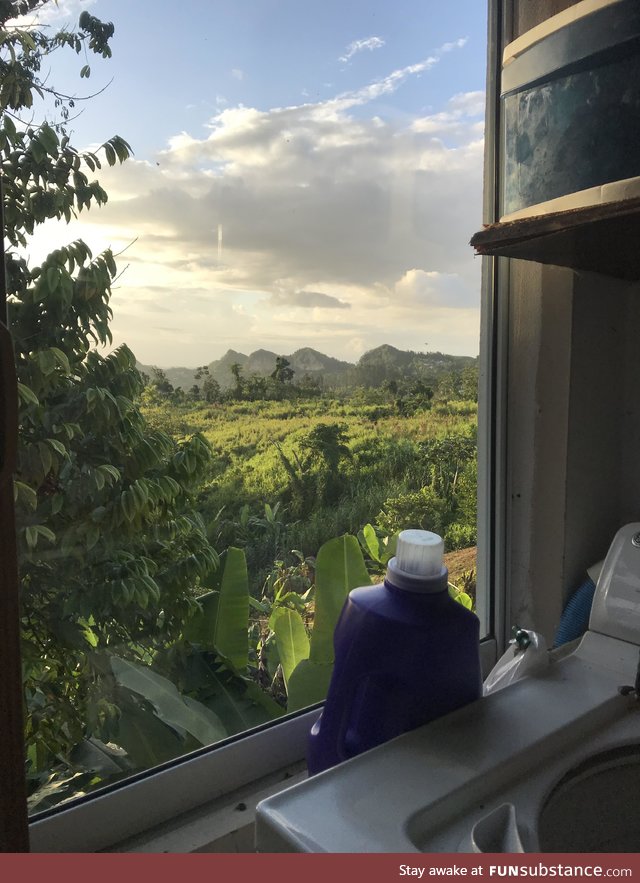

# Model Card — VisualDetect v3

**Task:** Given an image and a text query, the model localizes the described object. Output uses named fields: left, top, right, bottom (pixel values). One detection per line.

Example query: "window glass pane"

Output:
left=4, top=0, right=487, bottom=815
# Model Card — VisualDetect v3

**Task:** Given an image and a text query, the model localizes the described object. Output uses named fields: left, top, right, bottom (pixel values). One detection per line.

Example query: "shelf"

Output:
left=470, top=196, right=640, bottom=280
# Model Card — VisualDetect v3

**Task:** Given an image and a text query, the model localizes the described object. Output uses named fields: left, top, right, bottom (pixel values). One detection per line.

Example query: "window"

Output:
left=0, top=0, right=496, bottom=851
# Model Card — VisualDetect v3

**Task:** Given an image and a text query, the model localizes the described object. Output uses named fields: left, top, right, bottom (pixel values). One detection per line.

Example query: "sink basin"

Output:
left=538, top=744, right=640, bottom=852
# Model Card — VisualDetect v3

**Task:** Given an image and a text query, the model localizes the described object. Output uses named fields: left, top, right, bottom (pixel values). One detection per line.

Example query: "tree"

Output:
left=300, top=423, right=351, bottom=505
left=434, top=371, right=458, bottom=403
left=149, top=366, right=174, bottom=398
left=2, top=2, right=219, bottom=796
left=195, top=365, right=221, bottom=403
left=246, top=372, right=267, bottom=400
left=202, top=375, right=221, bottom=403
left=271, top=355, right=294, bottom=385
left=460, top=362, right=479, bottom=402
left=229, top=361, right=245, bottom=399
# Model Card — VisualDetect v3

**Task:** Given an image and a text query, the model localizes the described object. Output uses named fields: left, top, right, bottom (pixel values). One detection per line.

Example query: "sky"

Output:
left=15, top=0, right=488, bottom=367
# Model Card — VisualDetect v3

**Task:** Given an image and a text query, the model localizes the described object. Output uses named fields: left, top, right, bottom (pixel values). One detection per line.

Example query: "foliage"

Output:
left=142, top=347, right=477, bottom=406
left=375, top=429, right=477, bottom=551
left=140, top=393, right=478, bottom=584
left=194, top=365, right=222, bottom=403
left=1, top=1, right=222, bottom=797
left=271, top=355, right=294, bottom=386
left=449, top=567, right=476, bottom=609
left=299, top=422, right=351, bottom=506
left=357, top=522, right=398, bottom=574
left=377, top=485, right=451, bottom=537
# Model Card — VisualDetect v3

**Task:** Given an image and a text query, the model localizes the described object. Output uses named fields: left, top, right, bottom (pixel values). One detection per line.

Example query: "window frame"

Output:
left=0, top=0, right=507, bottom=852
left=477, top=0, right=510, bottom=652
left=0, top=257, right=29, bottom=852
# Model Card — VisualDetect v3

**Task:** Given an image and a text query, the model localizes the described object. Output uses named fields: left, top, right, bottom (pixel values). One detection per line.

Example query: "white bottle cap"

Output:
left=395, top=529, right=444, bottom=578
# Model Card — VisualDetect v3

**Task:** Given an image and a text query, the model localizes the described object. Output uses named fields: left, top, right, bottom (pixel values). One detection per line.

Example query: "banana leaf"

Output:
left=309, top=534, right=370, bottom=665
left=287, top=658, right=334, bottom=712
left=271, top=607, right=310, bottom=688
left=214, top=547, right=249, bottom=671
left=110, top=656, right=227, bottom=747
left=180, top=650, right=284, bottom=734
left=182, top=589, right=220, bottom=649
left=182, top=547, right=249, bottom=671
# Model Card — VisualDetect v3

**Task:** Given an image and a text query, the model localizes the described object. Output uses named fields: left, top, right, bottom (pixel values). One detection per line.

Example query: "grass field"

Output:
left=141, top=392, right=478, bottom=594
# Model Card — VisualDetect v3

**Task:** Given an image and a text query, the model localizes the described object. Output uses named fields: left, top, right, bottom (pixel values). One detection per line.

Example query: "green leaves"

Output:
left=271, top=534, right=371, bottom=712
left=17, top=382, right=38, bottom=406
left=286, top=659, right=333, bottom=712
left=38, top=123, right=59, bottom=157
left=24, top=524, right=56, bottom=550
left=14, top=480, right=37, bottom=511
left=213, top=548, right=249, bottom=670
left=183, top=548, right=249, bottom=672
left=309, top=534, right=370, bottom=664
left=182, top=590, right=219, bottom=649
left=101, top=136, right=132, bottom=166
left=3, top=3, right=230, bottom=804
left=358, top=522, right=398, bottom=567
left=271, top=608, right=309, bottom=688
left=78, top=10, right=115, bottom=59
left=448, top=584, right=474, bottom=610
left=110, top=657, right=227, bottom=748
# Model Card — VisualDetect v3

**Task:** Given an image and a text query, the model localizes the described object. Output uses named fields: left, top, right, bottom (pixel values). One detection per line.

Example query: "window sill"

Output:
left=29, top=708, right=319, bottom=853
left=107, top=761, right=308, bottom=854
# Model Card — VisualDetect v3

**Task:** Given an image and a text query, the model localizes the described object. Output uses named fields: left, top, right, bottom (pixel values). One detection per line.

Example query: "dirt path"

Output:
left=444, top=546, right=477, bottom=583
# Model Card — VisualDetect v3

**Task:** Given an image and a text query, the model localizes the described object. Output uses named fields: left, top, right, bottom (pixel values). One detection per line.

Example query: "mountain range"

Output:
left=138, top=345, right=477, bottom=392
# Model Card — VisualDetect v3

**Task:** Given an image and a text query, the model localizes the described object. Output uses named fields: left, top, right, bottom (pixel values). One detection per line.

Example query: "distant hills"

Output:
left=138, top=344, right=477, bottom=392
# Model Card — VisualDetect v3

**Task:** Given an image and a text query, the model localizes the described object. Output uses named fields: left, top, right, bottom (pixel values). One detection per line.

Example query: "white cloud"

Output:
left=8, top=0, right=96, bottom=27
left=330, top=42, right=466, bottom=115
left=26, top=42, right=484, bottom=364
left=448, top=90, right=486, bottom=116
left=339, top=36, right=385, bottom=64
left=412, top=90, right=485, bottom=142
left=231, top=68, right=245, bottom=81
left=393, top=269, right=478, bottom=309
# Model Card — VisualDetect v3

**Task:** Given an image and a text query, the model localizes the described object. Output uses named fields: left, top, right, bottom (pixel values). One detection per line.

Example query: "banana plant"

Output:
left=103, top=547, right=282, bottom=772
left=183, top=546, right=249, bottom=670
left=273, top=534, right=370, bottom=711
left=357, top=522, right=398, bottom=570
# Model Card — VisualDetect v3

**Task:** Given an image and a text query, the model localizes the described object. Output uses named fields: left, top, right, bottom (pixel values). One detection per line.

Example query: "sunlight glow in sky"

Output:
left=19, top=0, right=487, bottom=367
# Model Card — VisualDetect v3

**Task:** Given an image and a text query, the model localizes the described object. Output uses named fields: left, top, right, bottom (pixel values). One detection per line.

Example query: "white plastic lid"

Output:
left=395, top=529, right=444, bottom=578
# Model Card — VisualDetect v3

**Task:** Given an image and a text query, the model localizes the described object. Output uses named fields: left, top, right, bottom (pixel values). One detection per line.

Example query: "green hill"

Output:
left=138, top=345, right=476, bottom=392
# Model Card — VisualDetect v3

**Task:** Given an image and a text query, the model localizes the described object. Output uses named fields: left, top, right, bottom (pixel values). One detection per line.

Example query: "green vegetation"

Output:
left=2, top=0, right=478, bottom=813
left=1, top=2, right=223, bottom=808
left=141, top=389, right=478, bottom=592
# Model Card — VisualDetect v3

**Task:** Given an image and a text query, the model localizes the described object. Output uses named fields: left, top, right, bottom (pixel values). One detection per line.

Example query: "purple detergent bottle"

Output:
left=307, top=529, right=482, bottom=775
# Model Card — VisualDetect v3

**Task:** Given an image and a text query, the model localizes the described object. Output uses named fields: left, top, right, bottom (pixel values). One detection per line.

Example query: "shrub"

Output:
left=445, top=522, right=477, bottom=551
left=376, top=486, right=452, bottom=537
